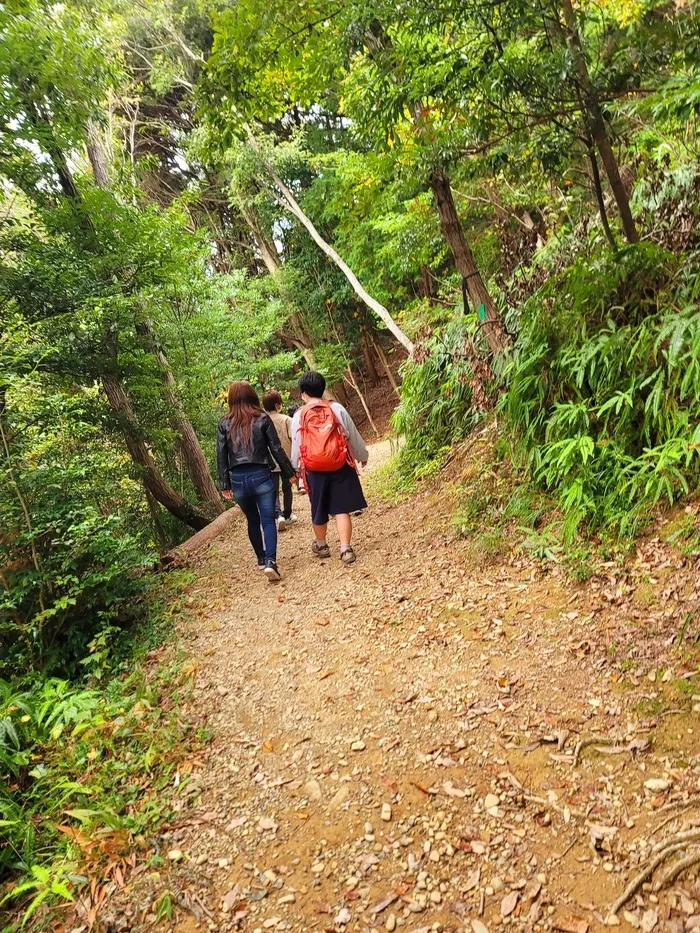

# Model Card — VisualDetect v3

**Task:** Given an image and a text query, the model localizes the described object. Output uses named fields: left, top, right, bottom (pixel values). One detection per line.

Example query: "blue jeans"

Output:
left=230, top=465, right=277, bottom=563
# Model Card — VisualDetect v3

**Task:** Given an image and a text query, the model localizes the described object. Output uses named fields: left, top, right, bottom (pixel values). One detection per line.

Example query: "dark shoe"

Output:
left=264, top=560, right=281, bottom=582
left=340, top=547, right=357, bottom=564
left=312, top=540, right=331, bottom=559
left=257, top=561, right=265, bottom=571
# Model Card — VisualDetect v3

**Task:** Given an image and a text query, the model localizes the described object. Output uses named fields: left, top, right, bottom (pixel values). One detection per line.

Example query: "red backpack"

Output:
left=298, top=400, right=349, bottom=472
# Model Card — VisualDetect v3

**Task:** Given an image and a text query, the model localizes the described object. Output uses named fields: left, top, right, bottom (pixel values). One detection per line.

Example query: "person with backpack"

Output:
left=262, top=389, right=297, bottom=531
left=290, top=371, right=369, bottom=565
left=217, top=382, right=297, bottom=582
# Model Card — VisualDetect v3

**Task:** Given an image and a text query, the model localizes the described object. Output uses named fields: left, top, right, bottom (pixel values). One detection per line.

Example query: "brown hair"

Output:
left=262, top=389, right=283, bottom=412
left=227, top=382, right=263, bottom=446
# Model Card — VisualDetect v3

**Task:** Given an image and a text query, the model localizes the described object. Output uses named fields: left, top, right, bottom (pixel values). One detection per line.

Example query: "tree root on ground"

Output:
left=607, top=842, right=687, bottom=919
left=571, top=734, right=649, bottom=768
left=523, top=792, right=586, bottom=821
left=608, top=826, right=700, bottom=920
left=651, top=827, right=700, bottom=854
left=652, top=847, right=700, bottom=892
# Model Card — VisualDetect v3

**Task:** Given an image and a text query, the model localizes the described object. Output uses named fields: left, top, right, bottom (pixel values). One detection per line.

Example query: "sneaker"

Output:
left=340, top=547, right=357, bottom=564
left=352, top=510, right=364, bottom=517
left=277, top=517, right=287, bottom=532
left=263, top=560, right=281, bottom=582
left=287, top=513, right=298, bottom=524
left=257, top=561, right=265, bottom=571
left=311, top=540, right=331, bottom=559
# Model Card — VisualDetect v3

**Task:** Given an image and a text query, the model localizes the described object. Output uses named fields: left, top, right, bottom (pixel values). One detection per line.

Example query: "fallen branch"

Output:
left=166, top=507, right=239, bottom=562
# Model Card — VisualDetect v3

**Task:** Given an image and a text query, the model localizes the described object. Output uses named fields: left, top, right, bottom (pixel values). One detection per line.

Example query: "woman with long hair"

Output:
left=216, top=382, right=297, bottom=581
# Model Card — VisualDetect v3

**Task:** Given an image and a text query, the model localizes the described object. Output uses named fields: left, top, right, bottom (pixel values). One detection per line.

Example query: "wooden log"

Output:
left=165, top=506, right=239, bottom=564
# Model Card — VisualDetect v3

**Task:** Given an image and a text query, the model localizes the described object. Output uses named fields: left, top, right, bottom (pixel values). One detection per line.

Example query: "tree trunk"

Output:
left=559, top=0, right=639, bottom=244
left=101, top=370, right=210, bottom=530
left=586, top=141, right=618, bottom=252
left=370, top=334, right=401, bottom=399
left=240, top=203, right=321, bottom=369
left=361, top=329, right=380, bottom=384
left=246, top=131, right=415, bottom=356
left=430, top=170, right=511, bottom=355
left=86, top=119, right=111, bottom=190
left=241, top=203, right=281, bottom=275
left=135, top=319, right=223, bottom=515
left=145, top=487, right=169, bottom=552
left=343, top=368, right=380, bottom=437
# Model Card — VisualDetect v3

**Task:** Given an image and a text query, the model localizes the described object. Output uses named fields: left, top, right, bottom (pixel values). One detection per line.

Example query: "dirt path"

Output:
left=113, top=442, right=700, bottom=933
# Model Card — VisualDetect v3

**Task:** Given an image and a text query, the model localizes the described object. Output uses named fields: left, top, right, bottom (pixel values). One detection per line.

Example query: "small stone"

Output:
left=484, top=794, right=500, bottom=810
left=329, top=785, right=350, bottom=810
left=644, top=778, right=670, bottom=793
left=278, top=894, right=296, bottom=905
left=263, top=919, right=280, bottom=930
left=351, top=740, right=366, bottom=751
left=258, top=817, right=278, bottom=832
left=381, top=803, right=392, bottom=822
left=167, top=849, right=183, bottom=861
left=311, top=862, right=325, bottom=874
left=386, top=914, right=397, bottom=932
left=335, top=906, right=352, bottom=925
left=605, top=915, right=621, bottom=926
left=430, top=890, right=442, bottom=905
left=304, top=779, right=323, bottom=801
left=640, top=909, right=658, bottom=933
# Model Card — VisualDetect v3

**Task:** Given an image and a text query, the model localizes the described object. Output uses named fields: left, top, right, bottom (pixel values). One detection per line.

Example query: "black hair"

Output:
left=288, top=404, right=300, bottom=417
left=298, top=371, right=326, bottom=399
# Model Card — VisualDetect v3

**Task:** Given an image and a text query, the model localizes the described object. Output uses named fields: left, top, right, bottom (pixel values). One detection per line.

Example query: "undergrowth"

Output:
left=0, top=571, right=201, bottom=931
left=393, top=241, right=700, bottom=551
left=390, top=320, right=485, bottom=491
left=502, top=242, right=700, bottom=539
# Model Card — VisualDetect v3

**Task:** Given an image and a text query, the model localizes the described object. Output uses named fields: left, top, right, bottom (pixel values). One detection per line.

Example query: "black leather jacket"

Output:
left=217, top=413, right=296, bottom=489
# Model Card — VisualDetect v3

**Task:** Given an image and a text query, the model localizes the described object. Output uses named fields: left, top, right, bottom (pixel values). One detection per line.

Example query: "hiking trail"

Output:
left=111, top=439, right=700, bottom=933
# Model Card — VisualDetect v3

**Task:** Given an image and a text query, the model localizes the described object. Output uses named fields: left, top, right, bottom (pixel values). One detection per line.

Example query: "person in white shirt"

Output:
left=291, top=372, right=369, bottom=564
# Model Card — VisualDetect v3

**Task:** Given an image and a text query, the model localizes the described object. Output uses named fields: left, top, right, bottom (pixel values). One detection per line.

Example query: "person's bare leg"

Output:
left=312, top=522, right=328, bottom=542
left=311, top=521, right=331, bottom=558
left=335, top=513, right=352, bottom=548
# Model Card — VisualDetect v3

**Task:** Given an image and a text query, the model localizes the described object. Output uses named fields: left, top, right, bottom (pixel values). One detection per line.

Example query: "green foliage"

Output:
left=0, top=638, right=198, bottom=917
left=501, top=242, right=700, bottom=537
left=0, top=380, right=156, bottom=678
left=391, top=320, right=487, bottom=483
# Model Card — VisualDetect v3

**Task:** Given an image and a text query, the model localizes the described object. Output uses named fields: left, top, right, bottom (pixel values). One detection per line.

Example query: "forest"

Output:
left=1, top=0, right=699, bottom=926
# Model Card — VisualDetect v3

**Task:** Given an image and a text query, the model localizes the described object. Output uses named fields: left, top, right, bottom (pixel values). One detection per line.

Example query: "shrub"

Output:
left=501, top=242, right=700, bottom=537
left=391, top=320, right=488, bottom=483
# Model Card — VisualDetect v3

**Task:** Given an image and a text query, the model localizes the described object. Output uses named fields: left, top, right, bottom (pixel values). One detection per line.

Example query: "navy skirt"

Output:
left=305, top=464, right=367, bottom=525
